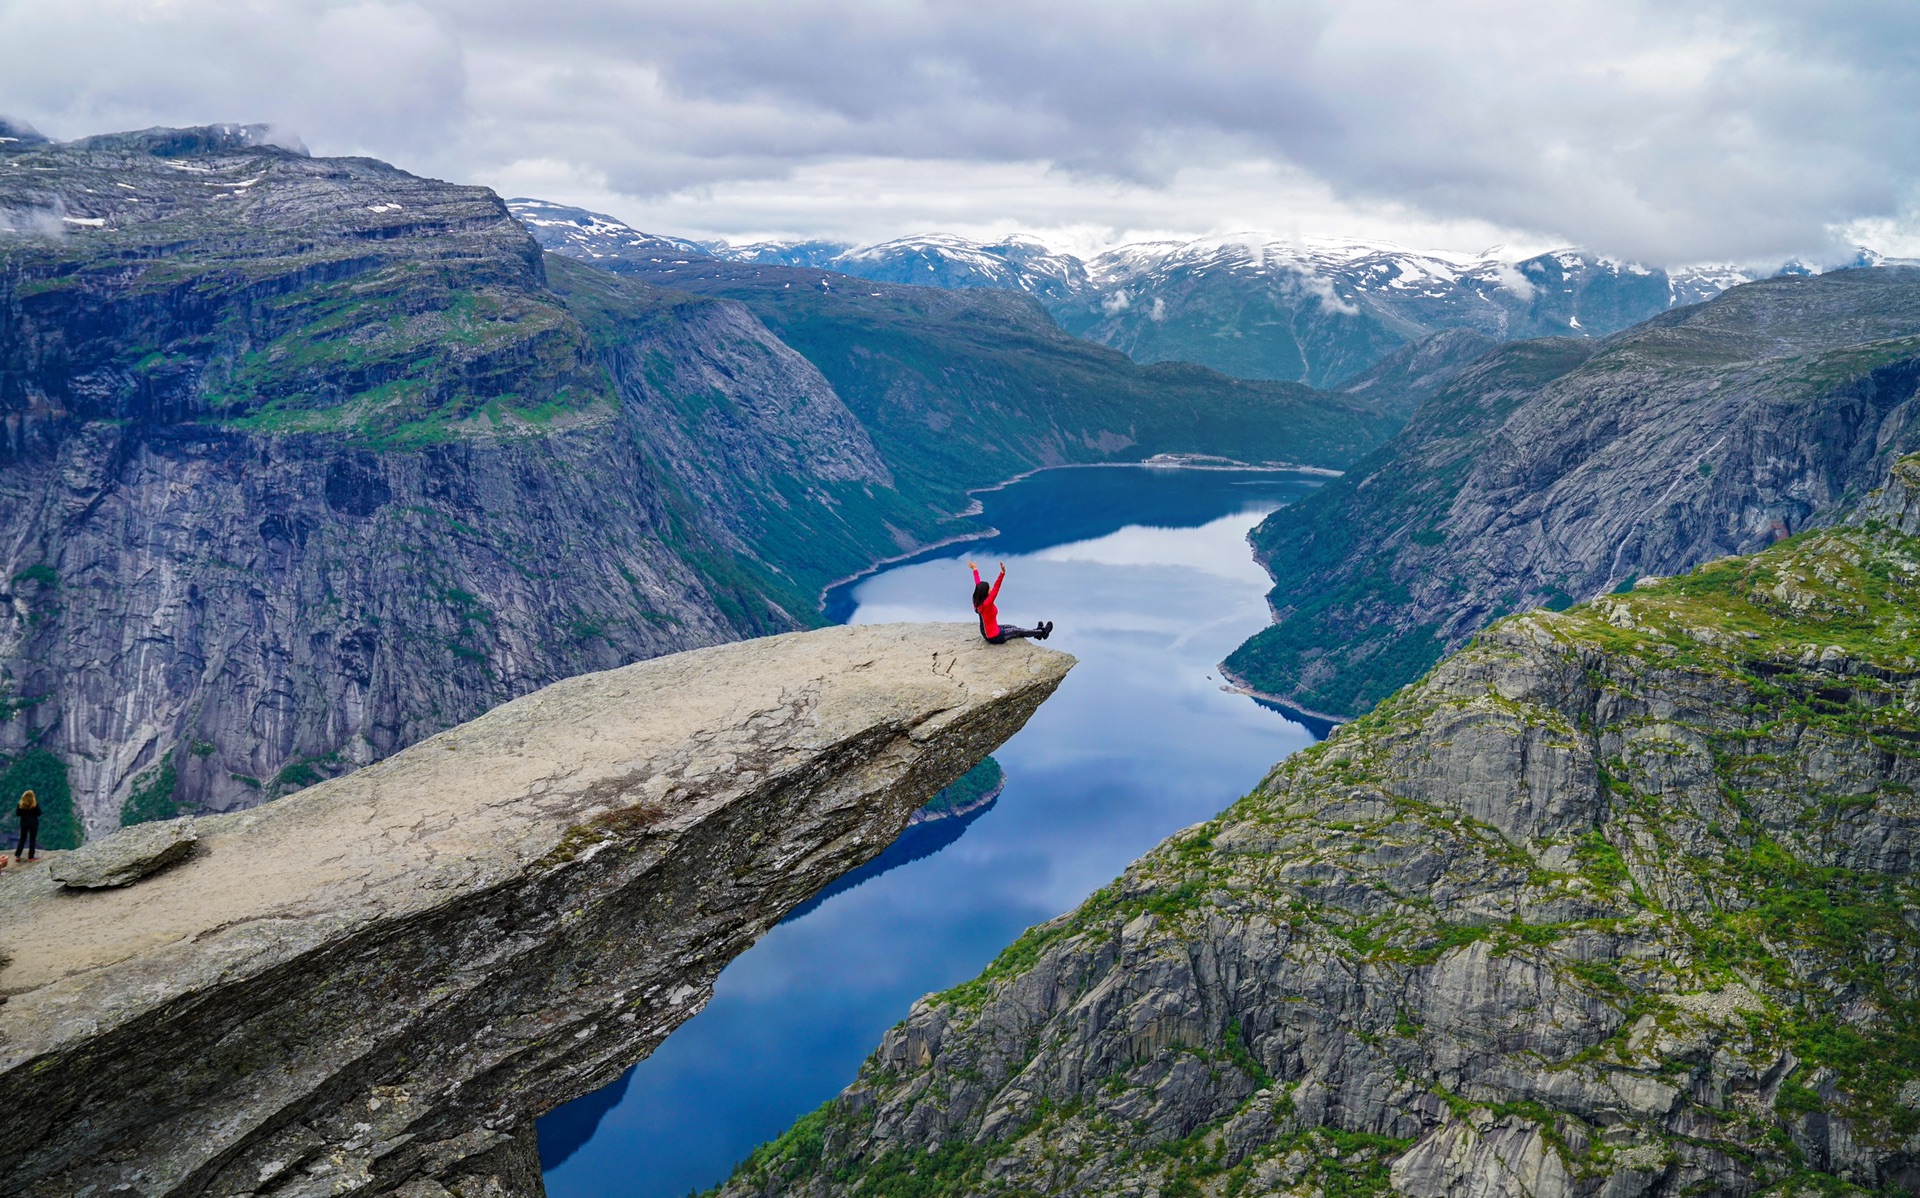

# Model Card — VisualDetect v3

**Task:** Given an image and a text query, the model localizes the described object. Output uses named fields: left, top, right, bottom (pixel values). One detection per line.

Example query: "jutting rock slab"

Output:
left=0, top=623, right=1071, bottom=1198
left=48, top=816, right=199, bottom=888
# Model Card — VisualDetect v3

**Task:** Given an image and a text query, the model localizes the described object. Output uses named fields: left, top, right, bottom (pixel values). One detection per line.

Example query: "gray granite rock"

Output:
left=49, top=817, right=198, bottom=888
left=0, top=623, right=1072, bottom=1198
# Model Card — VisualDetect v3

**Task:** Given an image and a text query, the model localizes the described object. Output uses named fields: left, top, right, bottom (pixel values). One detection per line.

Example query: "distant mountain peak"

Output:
left=0, top=117, right=49, bottom=148
left=506, top=199, right=710, bottom=260
left=505, top=196, right=1897, bottom=389
left=69, top=124, right=308, bottom=158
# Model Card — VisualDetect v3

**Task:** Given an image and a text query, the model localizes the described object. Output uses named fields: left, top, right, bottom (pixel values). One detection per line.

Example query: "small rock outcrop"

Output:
left=48, top=816, right=197, bottom=888
left=723, top=525, right=1920, bottom=1198
left=0, top=623, right=1072, bottom=1198
left=1862, top=451, right=1920, bottom=536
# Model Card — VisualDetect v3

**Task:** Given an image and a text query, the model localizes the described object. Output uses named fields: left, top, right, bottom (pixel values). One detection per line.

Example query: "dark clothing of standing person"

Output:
left=15, top=789, right=39, bottom=861
left=971, top=562, right=1052, bottom=643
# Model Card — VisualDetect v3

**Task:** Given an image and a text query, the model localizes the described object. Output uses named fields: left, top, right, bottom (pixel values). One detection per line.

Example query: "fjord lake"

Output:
left=539, top=466, right=1331, bottom=1196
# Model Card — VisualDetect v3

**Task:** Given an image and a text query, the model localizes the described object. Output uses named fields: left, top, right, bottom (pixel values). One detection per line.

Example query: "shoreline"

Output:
left=815, top=527, right=1001, bottom=608
left=906, top=780, right=1005, bottom=827
left=815, top=458, right=1340, bottom=613
left=1216, top=664, right=1349, bottom=732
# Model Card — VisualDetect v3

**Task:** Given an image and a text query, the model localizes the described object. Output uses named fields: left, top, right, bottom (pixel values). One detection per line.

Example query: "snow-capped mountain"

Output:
left=705, top=232, right=1088, bottom=302
left=1055, top=237, right=1758, bottom=386
left=825, top=234, right=1090, bottom=304
left=708, top=240, right=850, bottom=268
left=507, top=198, right=709, bottom=261
left=508, top=200, right=1848, bottom=390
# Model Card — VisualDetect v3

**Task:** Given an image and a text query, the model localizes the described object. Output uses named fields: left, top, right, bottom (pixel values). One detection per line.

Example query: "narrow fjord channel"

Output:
left=540, top=466, right=1331, bottom=1197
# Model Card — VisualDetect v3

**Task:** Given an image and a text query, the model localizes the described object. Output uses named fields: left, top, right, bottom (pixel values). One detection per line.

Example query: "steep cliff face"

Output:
left=0, top=127, right=890, bottom=835
left=1, top=424, right=731, bottom=836
left=720, top=511, right=1920, bottom=1198
left=0, top=128, right=1379, bottom=837
left=1227, top=268, right=1920, bottom=718
left=0, top=623, right=1073, bottom=1198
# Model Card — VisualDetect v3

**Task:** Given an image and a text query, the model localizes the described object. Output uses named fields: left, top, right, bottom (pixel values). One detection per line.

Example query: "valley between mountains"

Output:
left=715, top=466, right=1920, bottom=1198
left=0, top=125, right=1382, bottom=836
left=9, top=121, right=1920, bottom=1198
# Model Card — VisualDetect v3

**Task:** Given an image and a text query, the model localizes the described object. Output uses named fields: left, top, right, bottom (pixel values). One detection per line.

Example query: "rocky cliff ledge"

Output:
left=0, top=623, right=1071, bottom=1198
left=722, top=519, right=1920, bottom=1197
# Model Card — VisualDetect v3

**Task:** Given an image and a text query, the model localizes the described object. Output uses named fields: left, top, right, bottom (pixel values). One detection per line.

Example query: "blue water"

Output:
left=540, top=466, right=1328, bottom=1197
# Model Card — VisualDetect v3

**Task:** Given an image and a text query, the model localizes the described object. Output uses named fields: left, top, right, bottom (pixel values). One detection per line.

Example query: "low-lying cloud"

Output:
left=3, top=0, right=1917, bottom=265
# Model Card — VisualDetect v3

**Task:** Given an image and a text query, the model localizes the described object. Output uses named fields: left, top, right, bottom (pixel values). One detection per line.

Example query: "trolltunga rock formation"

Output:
left=0, top=623, right=1071, bottom=1198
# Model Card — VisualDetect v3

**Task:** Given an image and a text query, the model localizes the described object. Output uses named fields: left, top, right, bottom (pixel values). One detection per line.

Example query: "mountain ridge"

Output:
left=1224, top=266, right=1920, bottom=718
left=505, top=200, right=1868, bottom=389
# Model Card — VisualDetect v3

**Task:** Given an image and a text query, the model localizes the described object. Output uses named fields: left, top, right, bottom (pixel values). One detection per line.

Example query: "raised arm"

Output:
left=989, top=562, right=1004, bottom=602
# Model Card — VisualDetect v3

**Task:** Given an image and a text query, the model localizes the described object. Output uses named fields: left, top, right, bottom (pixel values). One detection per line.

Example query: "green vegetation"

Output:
left=918, top=756, right=1002, bottom=819
left=122, top=758, right=181, bottom=826
left=272, top=757, right=329, bottom=795
left=547, top=252, right=1394, bottom=539
left=0, top=682, right=47, bottom=724
left=0, top=749, right=81, bottom=849
left=209, top=272, right=616, bottom=446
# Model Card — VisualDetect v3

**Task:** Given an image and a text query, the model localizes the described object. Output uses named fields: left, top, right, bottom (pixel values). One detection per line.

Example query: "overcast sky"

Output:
left=3, top=1, right=1916, bottom=265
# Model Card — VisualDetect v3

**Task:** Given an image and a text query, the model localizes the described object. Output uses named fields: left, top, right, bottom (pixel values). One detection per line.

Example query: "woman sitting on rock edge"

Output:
left=971, top=560, right=1052, bottom=644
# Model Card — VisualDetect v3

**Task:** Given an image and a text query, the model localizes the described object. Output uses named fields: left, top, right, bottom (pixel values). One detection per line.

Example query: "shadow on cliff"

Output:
left=536, top=796, right=999, bottom=1171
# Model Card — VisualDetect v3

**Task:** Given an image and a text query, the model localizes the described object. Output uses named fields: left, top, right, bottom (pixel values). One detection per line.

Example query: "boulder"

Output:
left=49, top=817, right=198, bottom=888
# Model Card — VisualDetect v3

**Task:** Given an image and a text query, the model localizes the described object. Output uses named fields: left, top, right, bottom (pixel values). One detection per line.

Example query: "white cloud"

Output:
left=4, top=0, right=1919, bottom=265
left=1492, top=263, right=1537, bottom=302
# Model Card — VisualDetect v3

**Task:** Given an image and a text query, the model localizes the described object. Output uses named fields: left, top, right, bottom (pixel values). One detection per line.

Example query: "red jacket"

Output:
left=972, top=566, right=1003, bottom=638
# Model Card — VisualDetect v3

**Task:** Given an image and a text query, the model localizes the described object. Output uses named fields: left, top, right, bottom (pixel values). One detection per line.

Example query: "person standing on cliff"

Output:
left=970, top=560, right=1052, bottom=643
left=14, top=789, right=39, bottom=861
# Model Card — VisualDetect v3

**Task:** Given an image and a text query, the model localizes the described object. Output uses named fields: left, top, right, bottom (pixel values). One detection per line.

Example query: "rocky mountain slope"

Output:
left=0, top=129, right=1383, bottom=839
left=0, top=623, right=1071, bottom=1198
left=716, top=470, right=1920, bottom=1198
left=0, top=127, right=875, bottom=835
left=1226, top=267, right=1920, bottom=718
left=1335, top=328, right=1503, bottom=423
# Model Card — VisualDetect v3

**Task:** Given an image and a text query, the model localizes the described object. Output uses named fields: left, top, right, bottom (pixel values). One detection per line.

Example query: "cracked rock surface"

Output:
left=0, top=622, right=1071, bottom=1198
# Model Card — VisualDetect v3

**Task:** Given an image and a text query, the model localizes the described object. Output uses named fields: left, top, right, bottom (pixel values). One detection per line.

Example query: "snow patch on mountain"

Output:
left=506, top=198, right=1888, bottom=390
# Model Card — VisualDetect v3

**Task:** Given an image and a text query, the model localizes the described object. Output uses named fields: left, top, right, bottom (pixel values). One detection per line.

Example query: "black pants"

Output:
left=985, top=625, right=1045, bottom=643
left=15, top=826, right=36, bottom=858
